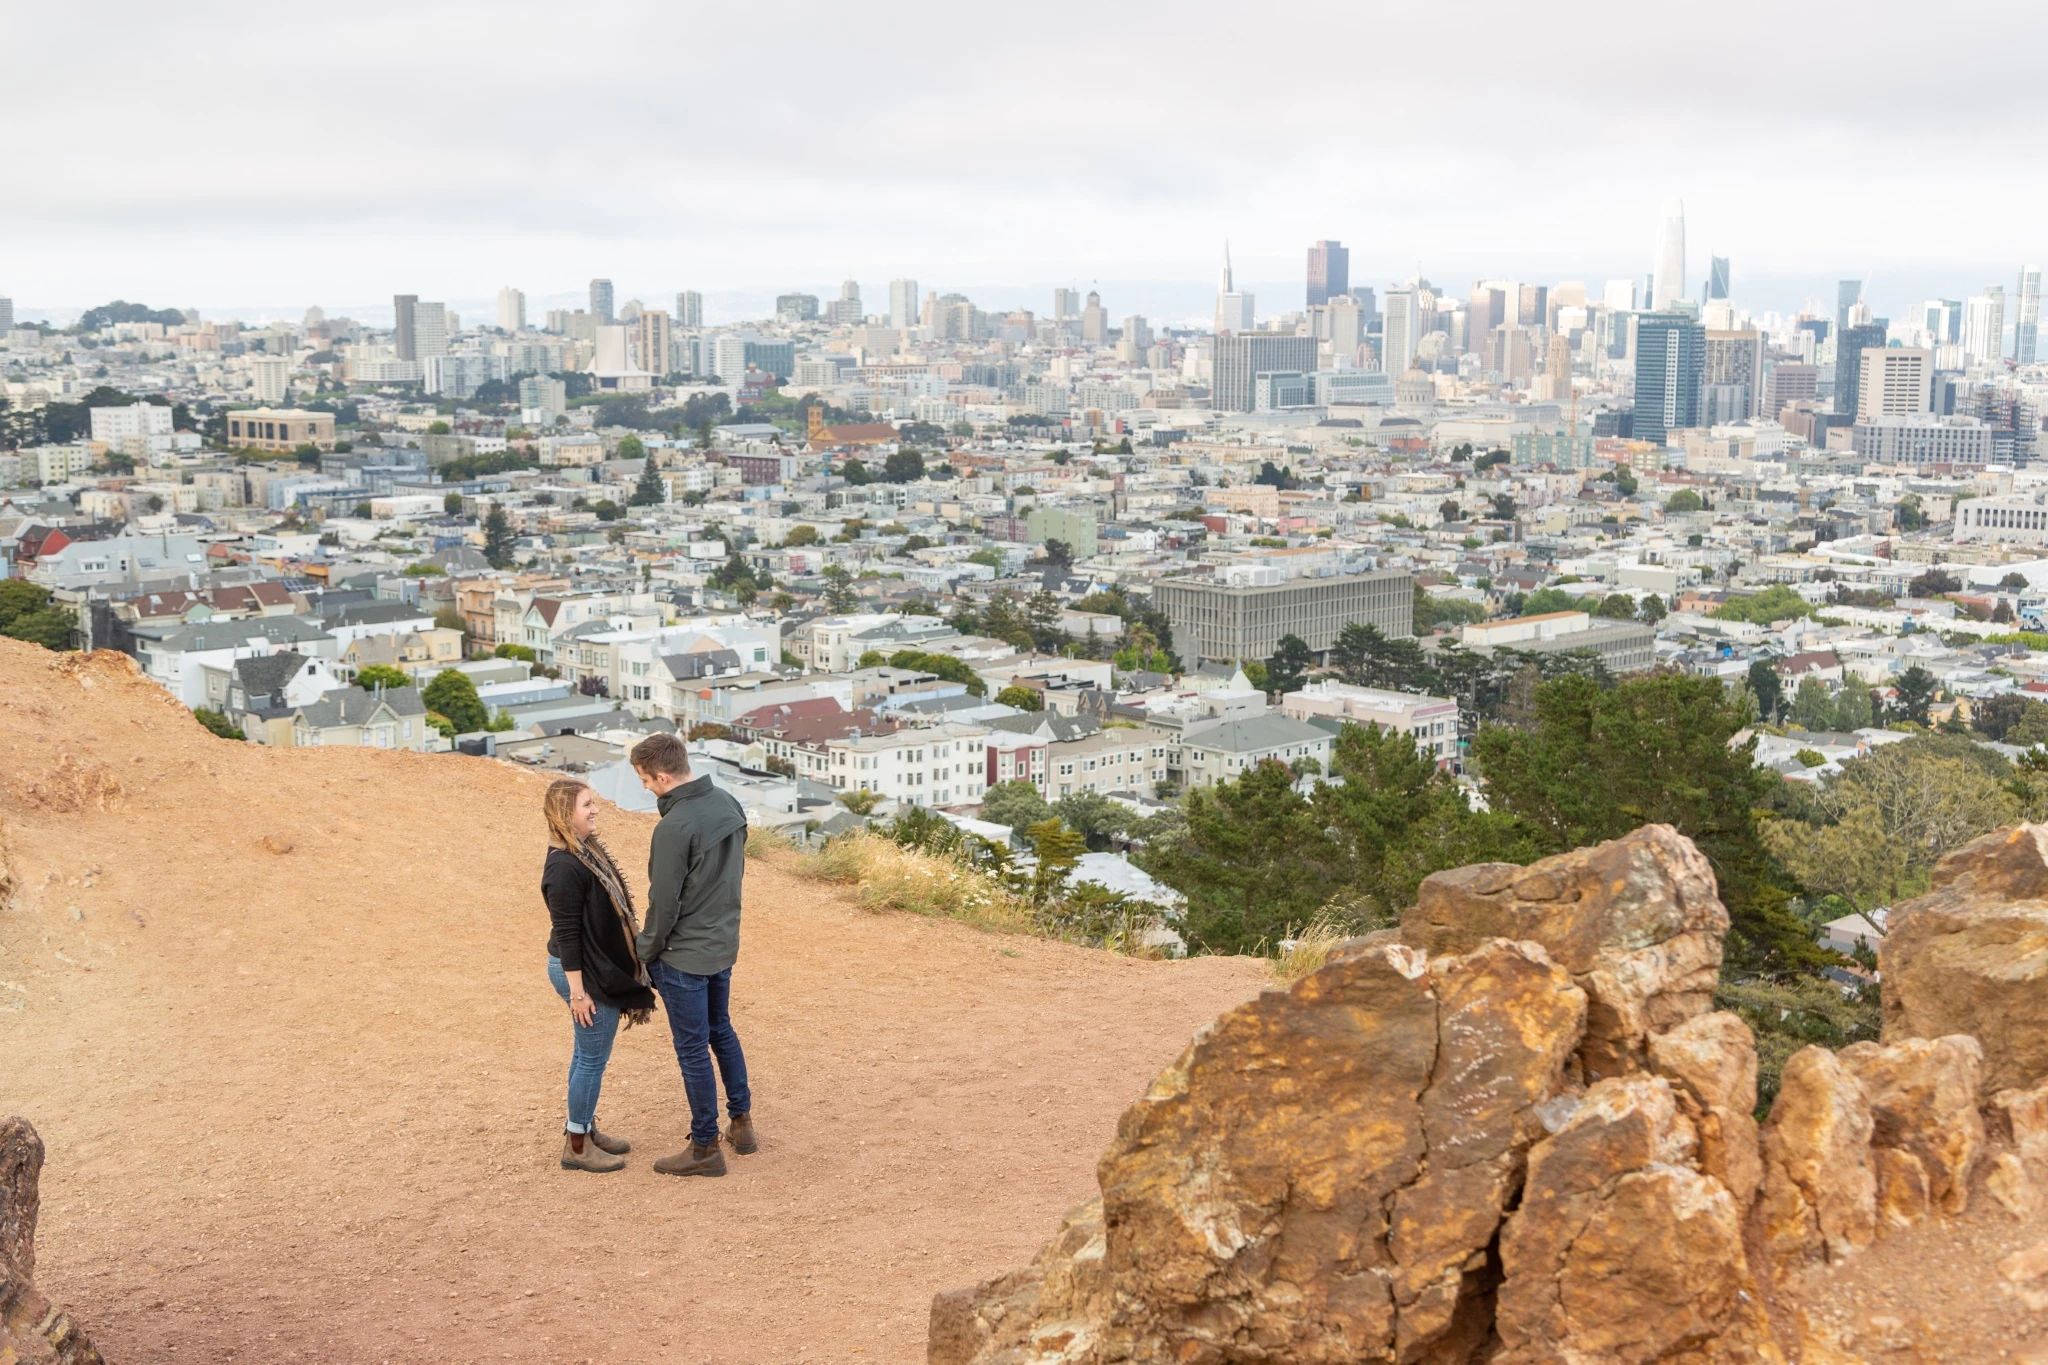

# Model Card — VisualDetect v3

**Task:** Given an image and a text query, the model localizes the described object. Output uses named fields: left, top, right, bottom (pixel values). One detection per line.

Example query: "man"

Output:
left=630, top=732, right=756, bottom=1177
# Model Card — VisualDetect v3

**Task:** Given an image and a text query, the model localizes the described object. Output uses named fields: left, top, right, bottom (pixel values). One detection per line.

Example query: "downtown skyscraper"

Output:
left=589, top=278, right=615, bottom=325
left=1632, top=310, right=1705, bottom=445
left=2017, top=264, right=2042, bottom=364
left=1651, top=199, right=1685, bottom=310
left=1306, top=240, right=1349, bottom=308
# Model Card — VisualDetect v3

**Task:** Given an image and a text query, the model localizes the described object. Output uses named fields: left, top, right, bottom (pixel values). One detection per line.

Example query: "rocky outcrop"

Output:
left=1495, top=1077, right=1774, bottom=1364
left=0, top=1118, right=103, bottom=1365
left=1882, top=823, right=2048, bottom=1093
left=1401, top=824, right=1725, bottom=1080
left=933, top=823, right=2048, bottom=1364
left=933, top=938, right=1587, bottom=1363
left=932, top=828, right=1748, bottom=1364
left=1838, top=1035, right=1984, bottom=1216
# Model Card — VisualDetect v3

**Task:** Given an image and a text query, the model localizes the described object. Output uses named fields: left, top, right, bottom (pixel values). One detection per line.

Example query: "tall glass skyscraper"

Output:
left=1834, top=322, right=1887, bottom=419
left=2017, top=264, right=2041, bottom=364
left=1632, top=310, right=1705, bottom=445
left=1306, top=240, right=1349, bottom=308
left=1651, top=199, right=1685, bottom=310
left=1705, top=256, right=1730, bottom=301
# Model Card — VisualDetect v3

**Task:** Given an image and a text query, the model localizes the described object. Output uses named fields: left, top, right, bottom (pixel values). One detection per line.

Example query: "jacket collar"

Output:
left=657, top=773, right=713, bottom=814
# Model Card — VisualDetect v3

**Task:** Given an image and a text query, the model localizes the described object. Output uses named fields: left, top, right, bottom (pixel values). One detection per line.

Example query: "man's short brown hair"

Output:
left=630, top=732, right=691, bottom=778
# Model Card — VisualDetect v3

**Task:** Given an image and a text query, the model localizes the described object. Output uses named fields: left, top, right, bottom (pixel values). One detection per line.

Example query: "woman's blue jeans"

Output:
left=546, top=956, right=620, bottom=1135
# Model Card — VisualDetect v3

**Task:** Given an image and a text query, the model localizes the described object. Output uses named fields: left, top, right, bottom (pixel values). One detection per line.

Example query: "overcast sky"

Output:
left=7, top=1, right=2044, bottom=325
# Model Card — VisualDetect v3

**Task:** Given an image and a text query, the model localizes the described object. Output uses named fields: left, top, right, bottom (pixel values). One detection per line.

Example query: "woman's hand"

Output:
left=569, top=992, right=596, bottom=1027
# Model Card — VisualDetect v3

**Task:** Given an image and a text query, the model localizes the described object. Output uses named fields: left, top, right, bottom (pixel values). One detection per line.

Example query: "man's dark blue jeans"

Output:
left=648, top=960, right=752, bottom=1149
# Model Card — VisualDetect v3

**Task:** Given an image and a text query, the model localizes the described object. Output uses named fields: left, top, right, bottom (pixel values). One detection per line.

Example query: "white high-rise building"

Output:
left=1381, top=288, right=1419, bottom=375
left=674, top=291, right=703, bottom=328
left=1651, top=198, right=1686, bottom=310
left=1325, top=295, right=1363, bottom=364
left=888, top=278, right=920, bottom=330
left=1856, top=347, right=1933, bottom=422
left=249, top=355, right=291, bottom=405
left=2017, top=264, right=2042, bottom=364
left=412, top=301, right=449, bottom=360
left=1964, top=288, right=2007, bottom=363
left=497, top=286, right=526, bottom=332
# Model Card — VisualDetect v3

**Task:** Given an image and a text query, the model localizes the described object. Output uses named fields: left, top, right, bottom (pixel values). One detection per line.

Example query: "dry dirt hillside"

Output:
left=0, top=639, right=1268, bottom=1363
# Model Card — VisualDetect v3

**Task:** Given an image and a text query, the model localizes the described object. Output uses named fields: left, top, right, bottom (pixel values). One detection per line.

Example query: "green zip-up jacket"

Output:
left=636, top=774, right=749, bottom=975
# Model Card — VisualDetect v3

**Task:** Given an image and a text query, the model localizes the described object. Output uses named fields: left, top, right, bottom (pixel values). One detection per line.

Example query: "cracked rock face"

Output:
left=1495, top=1076, right=1774, bottom=1364
left=1759, top=1047, right=1878, bottom=1269
left=1838, top=1035, right=1984, bottom=1216
left=1882, top=824, right=2048, bottom=1093
left=1646, top=1011, right=1763, bottom=1210
left=1401, top=825, right=1726, bottom=1081
left=0, top=1117, right=104, bottom=1365
left=931, top=939, right=1587, bottom=1364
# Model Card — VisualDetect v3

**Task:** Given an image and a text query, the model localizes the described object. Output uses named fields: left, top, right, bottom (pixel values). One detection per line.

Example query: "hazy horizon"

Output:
left=8, top=0, right=2045, bottom=329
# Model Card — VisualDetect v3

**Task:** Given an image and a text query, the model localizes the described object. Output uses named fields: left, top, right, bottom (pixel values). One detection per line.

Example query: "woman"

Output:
left=542, top=778, right=656, bottom=1172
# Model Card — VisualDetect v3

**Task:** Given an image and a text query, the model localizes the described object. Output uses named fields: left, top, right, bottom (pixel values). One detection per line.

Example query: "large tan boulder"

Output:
left=931, top=938, right=1587, bottom=1364
left=1837, top=1035, right=1984, bottom=1216
left=1647, top=1011, right=1763, bottom=1208
left=1882, top=824, right=2048, bottom=1092
left=1401, top=825, right=1726, bottom=1079
left=1495, top=1077, right=1775, bottom=1364
left=1758, top=1048, right=1876, bottom=1268
left=0, top=1118, right=103, bottom=1365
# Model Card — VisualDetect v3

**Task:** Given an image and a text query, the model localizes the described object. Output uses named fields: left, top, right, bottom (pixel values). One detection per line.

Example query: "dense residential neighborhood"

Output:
left=4, top=256, right=2047, bottom=975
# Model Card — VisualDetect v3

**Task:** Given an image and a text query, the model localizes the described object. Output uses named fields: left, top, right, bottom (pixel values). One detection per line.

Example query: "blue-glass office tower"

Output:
left=1632, top=311, right=1705, bottom=445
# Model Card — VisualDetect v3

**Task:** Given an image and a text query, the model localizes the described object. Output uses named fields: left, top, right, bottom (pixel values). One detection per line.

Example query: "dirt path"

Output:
left=0, top=644, right=1268, bottom=1363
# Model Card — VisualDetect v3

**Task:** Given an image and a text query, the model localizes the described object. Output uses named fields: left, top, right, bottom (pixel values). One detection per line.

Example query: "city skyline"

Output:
left=8, top=1, right=2047, bottom=317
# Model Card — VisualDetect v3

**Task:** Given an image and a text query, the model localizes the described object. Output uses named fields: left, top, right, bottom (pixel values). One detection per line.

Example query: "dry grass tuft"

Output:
left=1272, top=914, right=1356, bottom=984
left=786, top=831, right=1037, bottom=936
left=745, top=824, right=792, bottom=859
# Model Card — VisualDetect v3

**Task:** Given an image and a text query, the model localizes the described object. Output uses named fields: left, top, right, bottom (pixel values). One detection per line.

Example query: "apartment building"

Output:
left=1169, top=713, right=1334, bottom=791
left=1279, top=680, right=1460, bottom=767
left=789, top=612, right=957, bottom=672
left=821, top=722, right=990, bottom=807
left=1046, top=725, right=1175, bottom=800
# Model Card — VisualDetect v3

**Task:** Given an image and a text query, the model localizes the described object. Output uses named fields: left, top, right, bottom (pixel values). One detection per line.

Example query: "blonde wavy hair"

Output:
left=543, top=778, right=594, bottom=854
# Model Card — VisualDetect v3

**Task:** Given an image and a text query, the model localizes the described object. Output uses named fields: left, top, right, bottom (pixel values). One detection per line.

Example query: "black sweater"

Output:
left=543, top=847, right=656, bottom=1013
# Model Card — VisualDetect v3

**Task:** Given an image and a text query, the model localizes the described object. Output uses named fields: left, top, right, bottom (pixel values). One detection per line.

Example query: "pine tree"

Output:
left=630, top=455, right=665, bottom=507
left=482, top=506, right=514, bottom=568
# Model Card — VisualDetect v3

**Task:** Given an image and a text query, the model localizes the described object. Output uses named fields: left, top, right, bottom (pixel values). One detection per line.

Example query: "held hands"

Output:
left=569, top=992, right=596, bottom=1027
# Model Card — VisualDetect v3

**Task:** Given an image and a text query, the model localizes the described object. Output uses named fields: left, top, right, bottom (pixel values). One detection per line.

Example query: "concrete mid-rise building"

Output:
left=1156, top=566, right=1413, bottom=663
left=225, top=407, right=337, bottom=453
left=1459, top=611, right=1656, bottom=674
left=1850, top=414, right=1998, bottom=467
left=1955, top=497, right=2048, bottom=547
left=1212, top=332, right=1319, bottom=413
